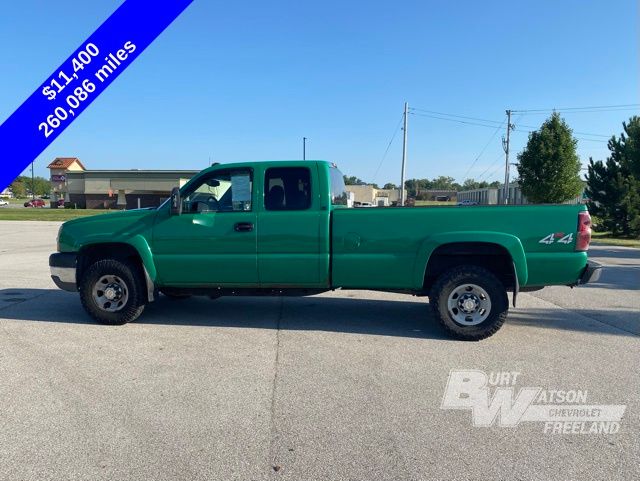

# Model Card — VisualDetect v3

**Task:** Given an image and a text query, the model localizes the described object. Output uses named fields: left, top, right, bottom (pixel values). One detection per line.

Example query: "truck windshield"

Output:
left=329, top=166, right=348, bottom=206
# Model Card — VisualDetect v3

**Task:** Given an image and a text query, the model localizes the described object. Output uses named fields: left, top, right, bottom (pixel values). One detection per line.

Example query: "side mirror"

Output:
left=170, top=187, right=182, bottom=215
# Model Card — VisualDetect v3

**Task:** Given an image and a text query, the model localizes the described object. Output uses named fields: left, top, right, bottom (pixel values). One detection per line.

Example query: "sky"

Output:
left=0, top=0, right=638, bottom=186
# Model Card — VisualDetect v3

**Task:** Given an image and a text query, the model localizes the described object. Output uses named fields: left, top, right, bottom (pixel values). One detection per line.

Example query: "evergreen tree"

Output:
left=585, top=157, right=626, bottom=234
left=516, top=112, right=583, bottom=203
left=586, top=117, right=640, bottom=237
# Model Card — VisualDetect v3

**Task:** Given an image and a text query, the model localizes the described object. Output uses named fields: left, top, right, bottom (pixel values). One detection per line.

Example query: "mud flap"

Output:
left=512, top=261, right=519, bottom=308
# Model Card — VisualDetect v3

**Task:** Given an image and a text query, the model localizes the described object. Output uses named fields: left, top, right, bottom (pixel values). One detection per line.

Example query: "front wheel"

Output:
left=79, top=259, right=145, bottom=325
left=429, top=265, right=508, bottom=340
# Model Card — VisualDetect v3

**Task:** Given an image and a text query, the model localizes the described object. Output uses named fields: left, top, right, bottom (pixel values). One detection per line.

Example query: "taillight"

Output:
left=575, top=211, right=591, bottom=251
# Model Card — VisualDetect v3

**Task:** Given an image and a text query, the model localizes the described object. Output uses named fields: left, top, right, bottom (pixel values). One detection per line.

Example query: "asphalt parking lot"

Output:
left=0, top=221, right=638, bottom=481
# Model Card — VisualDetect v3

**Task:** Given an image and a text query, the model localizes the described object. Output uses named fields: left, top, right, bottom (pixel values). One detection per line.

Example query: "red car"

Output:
left=24, top=199, right=46, bottom=208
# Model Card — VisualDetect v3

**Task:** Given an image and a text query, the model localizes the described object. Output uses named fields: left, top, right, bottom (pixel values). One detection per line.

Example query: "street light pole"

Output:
left=303, top=137, right=307, bottom=160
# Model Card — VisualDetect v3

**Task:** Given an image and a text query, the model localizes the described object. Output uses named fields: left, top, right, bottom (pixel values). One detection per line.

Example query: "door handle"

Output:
left=234, top=222, right=254, bottom=232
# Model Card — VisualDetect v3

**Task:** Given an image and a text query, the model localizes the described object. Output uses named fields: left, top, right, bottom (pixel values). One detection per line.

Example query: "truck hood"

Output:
left=58, top=208, right=158, bottom=252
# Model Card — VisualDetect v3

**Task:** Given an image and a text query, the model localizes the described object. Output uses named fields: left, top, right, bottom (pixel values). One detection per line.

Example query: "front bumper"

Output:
left=49, top=253, right=78, bottom=292
left=577, top=261, right=602, bottom=285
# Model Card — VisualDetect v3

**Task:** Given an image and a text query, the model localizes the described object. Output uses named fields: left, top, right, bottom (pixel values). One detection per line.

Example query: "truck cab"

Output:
left=152, top=161, right=336, bottom=288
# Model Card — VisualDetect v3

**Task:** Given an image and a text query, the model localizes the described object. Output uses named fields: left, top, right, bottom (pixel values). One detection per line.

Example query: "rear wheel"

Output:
left=429, top=265, right=508, bottom=340
left=79, top=259, right=145, bottom=325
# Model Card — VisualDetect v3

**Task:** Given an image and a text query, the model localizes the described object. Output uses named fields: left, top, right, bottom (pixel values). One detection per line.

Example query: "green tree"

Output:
left=343, top=175, right=366, bottom=186
left=516, top=112, right=583, bottom=203
left=32, top=176, right=51, bottom=196
left=585, top=157, right=625, bottom=233
left=11, top=175, right=50, bottom=197
left=586, top=116, right=640, bottom=237
left=10, top=178, right=26, bottom=198
left=462, top=179, right=490, bottom=191
left=404, top=179, right=429, bottom=197
left=462, top=179, right=478, bottom=190
left=382, top=182, right=397, bottom=190
left=430, top=176, right=456, bottom=190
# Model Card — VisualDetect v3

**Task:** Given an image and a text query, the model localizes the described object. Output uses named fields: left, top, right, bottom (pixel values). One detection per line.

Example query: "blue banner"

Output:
left=0, top=0, right=194, bottom=190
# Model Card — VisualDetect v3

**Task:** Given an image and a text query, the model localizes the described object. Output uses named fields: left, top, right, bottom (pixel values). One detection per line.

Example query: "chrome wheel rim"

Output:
left=92, top=275, right=129, bottom=312
left=447, top=283, right=491, bottom=326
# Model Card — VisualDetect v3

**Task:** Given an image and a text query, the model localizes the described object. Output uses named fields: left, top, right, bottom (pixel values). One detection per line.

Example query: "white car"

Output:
left=0, top=199, right=9, bottom=206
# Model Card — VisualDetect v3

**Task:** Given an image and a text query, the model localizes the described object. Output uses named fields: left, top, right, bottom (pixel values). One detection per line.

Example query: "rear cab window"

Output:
left=329, top=165, right=349, bottom=206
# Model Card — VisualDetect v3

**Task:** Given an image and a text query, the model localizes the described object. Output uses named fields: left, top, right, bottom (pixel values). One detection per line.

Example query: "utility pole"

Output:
left=400, top=102, right=408, bottom=206
left=502, top=110, right=513, bottom=204
left=31, top=161, right=35, bottom=200
left=303, top=137, right=307, bottom=160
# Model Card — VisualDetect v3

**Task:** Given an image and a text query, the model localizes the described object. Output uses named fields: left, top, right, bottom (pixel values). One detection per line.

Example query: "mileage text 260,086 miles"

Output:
left=38, top=40, right=137, bottom=138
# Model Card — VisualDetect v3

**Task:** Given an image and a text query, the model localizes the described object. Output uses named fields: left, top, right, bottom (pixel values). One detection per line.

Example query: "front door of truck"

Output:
left=257, top=165, right=329, bottom=287
left=152, top=168, right=258, bottom=286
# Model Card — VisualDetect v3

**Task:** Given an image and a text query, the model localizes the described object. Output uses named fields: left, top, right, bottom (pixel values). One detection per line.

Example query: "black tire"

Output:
left=429, top=265, right=508, bottom=341
left=79, top=259, right=146, bottom=325
left=160, top=288, right=192, bottom=300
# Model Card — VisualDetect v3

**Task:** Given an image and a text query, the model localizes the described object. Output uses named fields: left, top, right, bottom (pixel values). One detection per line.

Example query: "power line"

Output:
left=409, top=112, right=502, bottom=129
left=512, top=122, right=609, bottom=138
left=409, top=107, right=503, bottom=125
left=476, top=152, right=505, bottom=181
left=515, top=108, right=639, bottom=115
left=509, top=129, right=607, bottom=143
left=484, top=164, right=505, bottom=181
left=511, top=103, right=640, bottom=113
left=372, top=114, right=404, bottom=182
left=409, top=107, right=612, bottom=137
left=461, top=117, right=506, bottom=181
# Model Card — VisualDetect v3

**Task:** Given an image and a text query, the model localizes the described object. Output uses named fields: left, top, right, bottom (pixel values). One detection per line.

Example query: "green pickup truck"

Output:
left=50, top=160, right=600, bottom=340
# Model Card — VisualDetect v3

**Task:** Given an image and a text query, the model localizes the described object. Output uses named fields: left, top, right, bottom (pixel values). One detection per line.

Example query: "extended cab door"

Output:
left=152, top=168, right=258, bottom=286
left=257, top=164, right=330, bottom=287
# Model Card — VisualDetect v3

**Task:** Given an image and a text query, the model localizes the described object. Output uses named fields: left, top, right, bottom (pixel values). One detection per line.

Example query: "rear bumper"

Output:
left=49, top=253, right=77, bottom=292
left=577, top=261, right=602, bottom=285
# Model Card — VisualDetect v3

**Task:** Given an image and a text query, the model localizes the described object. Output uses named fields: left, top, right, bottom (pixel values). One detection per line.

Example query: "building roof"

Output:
left=47, top=157, right=86, bottom=170
left=66, top=170, right=199, bottom=177
left=68, top=170, right=200, bottom=174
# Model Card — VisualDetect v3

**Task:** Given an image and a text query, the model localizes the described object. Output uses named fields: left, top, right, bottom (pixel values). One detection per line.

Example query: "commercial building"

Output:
left=347, top=184, right=401, bottom=206
left=48, top=157, right=198, bottom=209
left=416, top=189, right=457, bottom=201
left=66, top=170, right=198, bottom=209
left=456, top=187, right=500, bottom=205
left=48, top=157, right=87, bottom=205
left=456, top=182, right=584, bottom=205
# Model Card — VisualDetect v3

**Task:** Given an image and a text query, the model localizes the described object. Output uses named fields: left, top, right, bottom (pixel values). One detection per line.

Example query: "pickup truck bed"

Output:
left=331, top=204, right=589, bottom=290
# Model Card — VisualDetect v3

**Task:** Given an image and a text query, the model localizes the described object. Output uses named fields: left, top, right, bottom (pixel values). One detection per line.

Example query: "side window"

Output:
left=264, top=167, right=311, bottom=211
left=182, top=170, right=252, bottom=213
